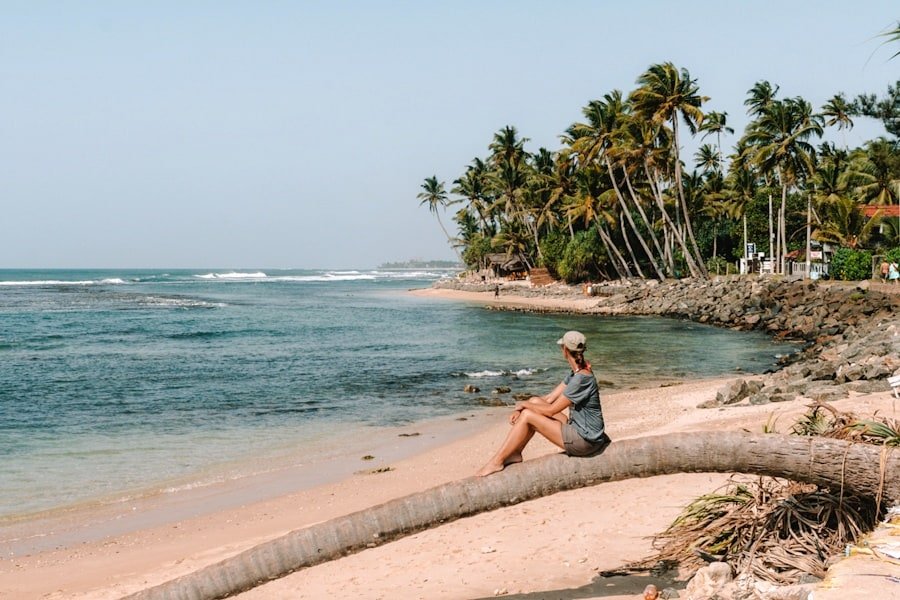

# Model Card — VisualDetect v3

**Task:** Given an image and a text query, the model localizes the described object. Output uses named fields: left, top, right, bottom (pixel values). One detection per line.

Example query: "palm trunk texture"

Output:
left=125, top=432, right=899, bottom=600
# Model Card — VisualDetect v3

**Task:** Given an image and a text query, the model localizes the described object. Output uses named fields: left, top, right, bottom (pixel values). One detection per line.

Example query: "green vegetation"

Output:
left=420, top=47, right=900, bottom=283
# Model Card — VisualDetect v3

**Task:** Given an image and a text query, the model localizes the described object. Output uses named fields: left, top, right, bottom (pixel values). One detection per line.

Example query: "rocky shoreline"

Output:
left=435, top=277, right=900, bottom=408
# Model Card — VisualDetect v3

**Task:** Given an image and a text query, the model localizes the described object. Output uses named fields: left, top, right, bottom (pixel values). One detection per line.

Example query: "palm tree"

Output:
left=418, top=176, right=463, bottom=263
left=569, top=92, right=666, bottom=279
left=813, top=196, right=881, bottom=249
left=822, top=94, right=854, bottom=131
left=744, top=97, right=824, bottom=273
left=124, top=431, right=900, bottom=600
left=724, top=146, right=757, bottom=263
left=877, top=20, right=900, bottom=59
left=630, top=62, right=709, bottom=277
left=699, top=110, right=734, bottom=168
left=745, top=80, right=780, bottom=118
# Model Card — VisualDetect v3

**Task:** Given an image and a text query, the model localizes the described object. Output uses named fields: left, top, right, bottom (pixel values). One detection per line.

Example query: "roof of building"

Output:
left=862, top=204, right=900, bottom=218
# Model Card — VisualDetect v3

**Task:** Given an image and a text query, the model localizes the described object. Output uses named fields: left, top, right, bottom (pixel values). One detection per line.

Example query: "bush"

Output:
left=557, top=229, right=607, bottom=283
left=829, top=248, right=872, bottom=281
left=706, top=256, right=736, bottom=276
left=462, top=237, right=492, bottom=270
left=538, top=230, right=568, bottom=278
left=885, top=247, right=900, bottom=266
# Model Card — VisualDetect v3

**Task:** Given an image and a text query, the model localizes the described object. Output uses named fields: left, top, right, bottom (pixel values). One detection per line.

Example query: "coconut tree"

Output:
left=821, top=94, right=855, bottom=131
left=418, top=176, right=463, bottom=263
left=745, top=80, right=780, bottom=118
left=813, top=196, right=881, bottom=249
left=744, top=97, right=824, bottom=273
left=699, top=110, right=734, bottom=168
left=877, top=20, right=900, bottom=59
left=630, top=62, right=709, bottom=277
left=123, top=431, right=900, bottom=600
left=568, top=92, right=665, bottom=279
left=724, top=146, right=757, bottom=263
left=565, top=165, right=632, bottom=278
left=452, top=158, right=495, bottom=237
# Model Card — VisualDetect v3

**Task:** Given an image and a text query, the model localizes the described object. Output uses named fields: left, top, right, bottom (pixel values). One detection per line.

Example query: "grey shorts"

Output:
left=562, top=423, right=610, bottom=457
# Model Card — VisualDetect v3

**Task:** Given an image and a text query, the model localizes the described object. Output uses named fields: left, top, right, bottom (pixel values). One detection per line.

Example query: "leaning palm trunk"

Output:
left=606, top=159, right=665, bottom=280
left=619, top=213, right=646, bottom=278
left=597, top=222, right=633, bottom=278
left=623, top=169, right=668, bottom=277
left=670, top=119, right=709, bottom=278
left=645, top=162, right=702, bottom=277
left=125, top=432, right=899, bottom=600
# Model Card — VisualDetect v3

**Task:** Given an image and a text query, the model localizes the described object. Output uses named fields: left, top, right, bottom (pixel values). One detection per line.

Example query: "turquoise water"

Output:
left=0, top=269, right=794, bottom=519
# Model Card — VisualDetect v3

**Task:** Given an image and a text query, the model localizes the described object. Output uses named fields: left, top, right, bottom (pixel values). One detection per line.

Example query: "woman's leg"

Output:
left=476, top=409, right=564, bottom=476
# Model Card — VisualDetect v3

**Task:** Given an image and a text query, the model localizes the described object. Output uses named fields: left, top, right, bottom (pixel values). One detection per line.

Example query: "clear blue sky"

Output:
left=2, top=1, right=897, bottom=268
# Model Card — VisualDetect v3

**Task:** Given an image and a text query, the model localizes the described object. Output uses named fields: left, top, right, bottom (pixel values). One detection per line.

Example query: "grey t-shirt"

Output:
left=563, top=371, right=605, bottom=443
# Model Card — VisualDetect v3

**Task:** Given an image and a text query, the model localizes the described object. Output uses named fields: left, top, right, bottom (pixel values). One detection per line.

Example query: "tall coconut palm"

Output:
left=822, top=94, right=855, bottom=131
left=452, top=158, right=495, bottom=237
left=124, top=431, right=900, bottom=600
left=745, top=80, right=780, bottom=118
left=744, top=97, right=824, bottom=273
left=418, top=176, right=463, bottom=263
left=569, top=92, right=666, bottom=279
left=699, top=110, right=734, bottom=168
left=630, top=62, right=709, bottom=277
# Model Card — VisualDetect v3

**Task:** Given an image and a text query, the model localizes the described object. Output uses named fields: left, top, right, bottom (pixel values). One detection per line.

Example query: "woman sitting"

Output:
left=476, top=330, right=609, bottom=477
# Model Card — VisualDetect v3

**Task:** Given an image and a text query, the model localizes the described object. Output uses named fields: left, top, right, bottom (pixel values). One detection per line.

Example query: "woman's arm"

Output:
left=514, top=384, right=571, bottom=417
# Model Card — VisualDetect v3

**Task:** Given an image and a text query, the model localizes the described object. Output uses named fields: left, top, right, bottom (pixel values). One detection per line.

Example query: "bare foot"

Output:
left=475, top=462, right=505, bottom=477
left=503, top=453, right=523, bottom=466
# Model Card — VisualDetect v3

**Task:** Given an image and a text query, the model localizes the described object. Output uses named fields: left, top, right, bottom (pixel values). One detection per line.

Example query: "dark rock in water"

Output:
left=463, top=384, right=480, bottom=393
left=595, top=379, right=615, bottom=387
left=492, top=386, right=511, bottom=394
left=476, top=397, right=508, bottom=407
left=512, top=393, right=533, bottom=401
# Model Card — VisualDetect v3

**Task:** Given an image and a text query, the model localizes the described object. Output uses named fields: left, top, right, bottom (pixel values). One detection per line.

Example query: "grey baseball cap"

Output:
left=556, top=330, right=586, bottom=352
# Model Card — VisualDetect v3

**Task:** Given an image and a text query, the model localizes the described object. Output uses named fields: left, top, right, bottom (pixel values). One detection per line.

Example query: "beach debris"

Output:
left=492, top=386, right=511, bottom=394
left=456, top=417, right=467, bottom=421
left=512, top=393, right=532, bottom=401
left=480, top=545, right=496, bottom=554
left=398, top=432, right=420, bottom=437
left=357, top=466, right=394, bottom=475
left=361, top=455, right=375, bottom=461
left=634, top=475, right=882, bottom=587
left=464, top=384, right=480, bottom=393
left=492, top=588, right=508, bottom=596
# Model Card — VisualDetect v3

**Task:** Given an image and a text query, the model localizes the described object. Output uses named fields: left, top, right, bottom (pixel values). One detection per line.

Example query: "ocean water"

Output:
left=0, top=269, right=795, bottom=521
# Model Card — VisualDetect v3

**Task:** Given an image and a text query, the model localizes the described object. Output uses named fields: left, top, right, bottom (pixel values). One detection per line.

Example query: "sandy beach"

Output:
left=2, top=288, right=896, bottom=599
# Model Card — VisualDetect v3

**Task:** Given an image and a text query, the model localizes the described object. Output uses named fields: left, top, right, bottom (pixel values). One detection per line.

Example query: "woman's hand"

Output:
left=509, top=402, right=525, bottom=424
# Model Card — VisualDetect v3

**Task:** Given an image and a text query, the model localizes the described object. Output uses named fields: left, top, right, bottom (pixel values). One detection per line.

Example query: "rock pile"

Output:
left=586, top=277, right=900, bottom=407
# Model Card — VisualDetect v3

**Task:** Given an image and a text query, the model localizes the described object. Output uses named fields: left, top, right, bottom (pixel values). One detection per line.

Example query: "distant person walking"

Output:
left=494, top=284, right=500, bottom=297
left=890, top=261, right=899, bottom=284
left=881, top=260, right=890, bottom=283
left=476, top=331, right=609, bottom=477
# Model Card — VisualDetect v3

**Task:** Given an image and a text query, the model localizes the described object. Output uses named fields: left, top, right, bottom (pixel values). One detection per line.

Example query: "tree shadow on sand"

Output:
left=469, top=572, right=683, bottom=599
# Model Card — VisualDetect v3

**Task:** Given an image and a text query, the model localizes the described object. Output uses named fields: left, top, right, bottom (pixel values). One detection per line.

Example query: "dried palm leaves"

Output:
left=634, top=402, right=893, bottom=585
left=639, top=477, right=880, bottom=584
